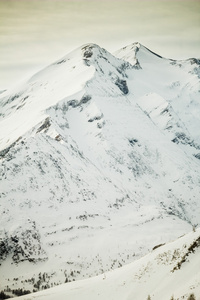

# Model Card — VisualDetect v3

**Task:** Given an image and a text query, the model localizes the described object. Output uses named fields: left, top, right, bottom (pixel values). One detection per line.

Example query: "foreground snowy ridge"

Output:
left=0, top=42, right=200, bottom=297
left=11, top=229, right=200, bottom=300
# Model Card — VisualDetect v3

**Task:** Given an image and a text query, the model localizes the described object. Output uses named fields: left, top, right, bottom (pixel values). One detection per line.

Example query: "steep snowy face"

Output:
left=115, top=42, right=200, bottom=143
left=0, top=43, right=131, bottom=151
left=0, top=43, right=200, bottom=295
left=0, top=44, right=95, bottom=151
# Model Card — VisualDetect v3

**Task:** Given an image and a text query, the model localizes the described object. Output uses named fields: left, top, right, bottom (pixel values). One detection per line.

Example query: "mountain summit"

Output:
left=0, top=43, right=200, bottom=296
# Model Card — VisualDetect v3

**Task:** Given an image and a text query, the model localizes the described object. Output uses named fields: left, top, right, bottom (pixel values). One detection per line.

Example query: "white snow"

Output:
left=11, top=229, right=200, bottom=300
left=0, top=42, right=200, bottom=297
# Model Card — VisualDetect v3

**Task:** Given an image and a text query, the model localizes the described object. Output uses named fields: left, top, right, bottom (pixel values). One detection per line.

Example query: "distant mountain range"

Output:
left=0, top=42, right=200, bottom=298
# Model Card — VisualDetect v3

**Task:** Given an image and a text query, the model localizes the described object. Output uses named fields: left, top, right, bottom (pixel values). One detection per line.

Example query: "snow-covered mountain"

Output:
left=10, top=229, right=200, bottom=300
left=0, top=42, right=200, bottom=297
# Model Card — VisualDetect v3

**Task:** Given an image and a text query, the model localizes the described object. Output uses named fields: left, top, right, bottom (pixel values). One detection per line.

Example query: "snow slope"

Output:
left=115, top=42, right=200, bottom=143
left=10, top=229, right=200, bottom=300
left=0, top=43, right=200, bottom=296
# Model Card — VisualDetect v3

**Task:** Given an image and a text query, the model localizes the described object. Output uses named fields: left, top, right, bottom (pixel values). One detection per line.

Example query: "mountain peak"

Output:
left=81, top=42, right=103, bottom=53
left=115, top=42, right=164, bottom=67
left=81, top=43, right=110, bottom=64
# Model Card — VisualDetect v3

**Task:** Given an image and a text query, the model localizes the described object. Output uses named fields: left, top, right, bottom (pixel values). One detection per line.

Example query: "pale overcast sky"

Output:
left=0, top=0, right=200, bottom=89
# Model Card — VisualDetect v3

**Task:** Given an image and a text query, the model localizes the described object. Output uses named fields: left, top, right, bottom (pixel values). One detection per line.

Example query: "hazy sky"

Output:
left=0, top=0, right=200, bottom=89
